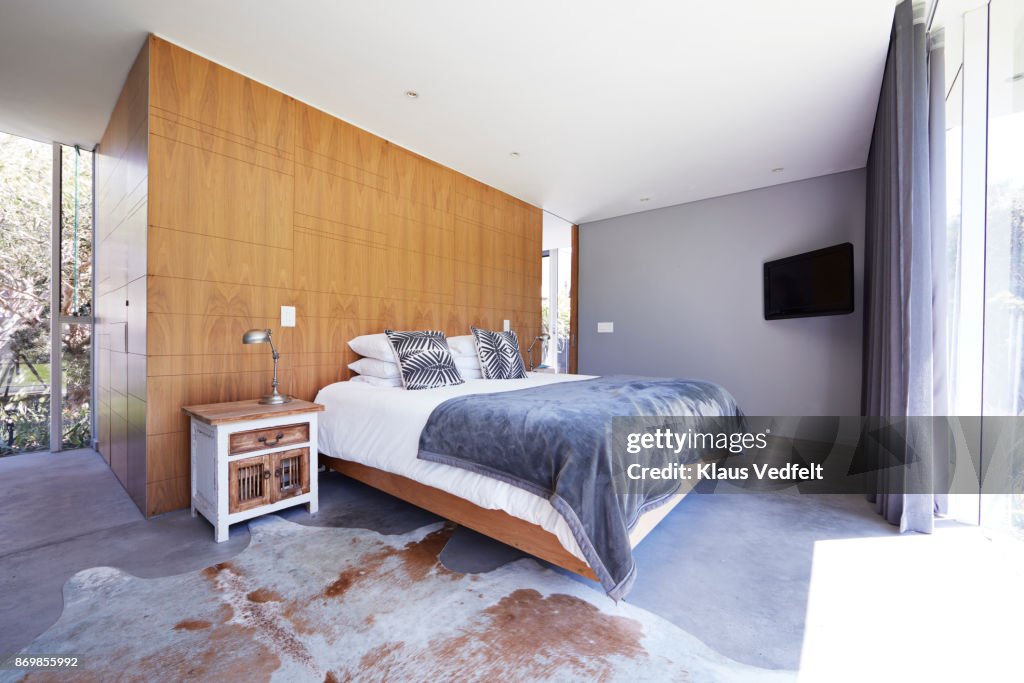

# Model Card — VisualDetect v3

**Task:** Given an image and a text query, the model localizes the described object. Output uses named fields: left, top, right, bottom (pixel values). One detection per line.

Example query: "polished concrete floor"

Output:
left=2, top=449, right=1019, bottom=677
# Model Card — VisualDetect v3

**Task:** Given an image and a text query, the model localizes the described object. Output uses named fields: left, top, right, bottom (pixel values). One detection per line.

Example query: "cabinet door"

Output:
left=229, top=455, right=272, bottom=513
left=270, top=447, right=310, bottom=503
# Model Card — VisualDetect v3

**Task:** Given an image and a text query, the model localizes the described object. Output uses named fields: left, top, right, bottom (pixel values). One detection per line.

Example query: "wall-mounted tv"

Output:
left=763, top=243, right=854, bottom=320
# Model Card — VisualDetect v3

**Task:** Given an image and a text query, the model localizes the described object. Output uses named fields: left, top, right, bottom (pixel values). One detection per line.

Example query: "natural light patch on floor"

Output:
left=799, top=524, right=1024, bottom=682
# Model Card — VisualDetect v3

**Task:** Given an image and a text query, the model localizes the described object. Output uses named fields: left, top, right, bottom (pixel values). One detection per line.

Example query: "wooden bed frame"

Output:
left=320, top=454, right=687, bottom=582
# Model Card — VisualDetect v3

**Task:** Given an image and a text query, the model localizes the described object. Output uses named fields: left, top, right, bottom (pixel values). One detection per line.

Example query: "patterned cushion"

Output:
left=384, top=330, right=465, bottom=390
left=470, top=327, right=528, bottom=380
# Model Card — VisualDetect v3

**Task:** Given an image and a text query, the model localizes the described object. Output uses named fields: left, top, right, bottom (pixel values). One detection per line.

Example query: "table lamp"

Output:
left=242, top=328, right=291, bottom=405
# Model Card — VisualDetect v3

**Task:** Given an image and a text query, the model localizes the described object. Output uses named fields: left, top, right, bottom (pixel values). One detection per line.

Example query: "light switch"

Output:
left=597, top=322, right=614, bottom=333
left=503, top=319, right=511, bottom=332
left=281, top=306, right=296, bottom=327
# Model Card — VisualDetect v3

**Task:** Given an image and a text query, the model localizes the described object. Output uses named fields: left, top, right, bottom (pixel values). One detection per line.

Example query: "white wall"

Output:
left=578, top=169, right=866, bottom=416
left=542, top=211, right=573, bottom=250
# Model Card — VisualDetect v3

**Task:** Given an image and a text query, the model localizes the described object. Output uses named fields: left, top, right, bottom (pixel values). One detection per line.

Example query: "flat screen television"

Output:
left=763, top=243, right=854, bottom=320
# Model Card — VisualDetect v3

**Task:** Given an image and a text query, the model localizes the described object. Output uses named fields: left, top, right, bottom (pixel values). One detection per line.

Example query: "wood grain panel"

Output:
left=149, top=133, right=294, bottom=248
left=150, top=110, right=293, bottom=174
left=143, top=36, right=541, bottom=514
left=146, top=431, right=189, bottom=482
left=147, top=475, right=190, bottom=517
left=296, top=104, right=389, bottom=179
left=148, top=226, right=293, bottom=288
left=149, top=37, right=294, bottom=153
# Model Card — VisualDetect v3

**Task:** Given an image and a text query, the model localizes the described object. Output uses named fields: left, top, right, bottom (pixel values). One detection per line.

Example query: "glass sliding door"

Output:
left=541, top=251, right=551, bottom=370
left=935, top=0, right=1024, bottom=535
left=540, top=249, right=573, bottom=372
left=0, top=131, right=94, bottom=456
left=540, top=212, right=574, bottom=373
left=981, top=0, right=1024, bottom=536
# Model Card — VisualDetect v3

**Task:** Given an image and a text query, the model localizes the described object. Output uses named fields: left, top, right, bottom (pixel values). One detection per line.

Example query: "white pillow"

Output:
left=348, top=357, right=401, bottom=379
left=460, top=366, right=483, bottom=380
left=348, top=333, right=397, bottom=362
left=447, top=335, right=477, bottom=358
left=351, top=356, right=478, bottom=380
left=349, top=375, right=402, bottom=387
left=453, top=355, right=481, bottom=372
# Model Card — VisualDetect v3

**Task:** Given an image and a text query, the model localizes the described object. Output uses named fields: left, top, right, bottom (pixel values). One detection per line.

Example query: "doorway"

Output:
left=540, top=212, right=577, bottom=373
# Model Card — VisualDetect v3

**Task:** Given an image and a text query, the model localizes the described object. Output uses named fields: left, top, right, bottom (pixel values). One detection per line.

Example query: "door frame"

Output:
left=46, top=143, right=96, bottom=452
left=569, top=224, right=579, bottom=374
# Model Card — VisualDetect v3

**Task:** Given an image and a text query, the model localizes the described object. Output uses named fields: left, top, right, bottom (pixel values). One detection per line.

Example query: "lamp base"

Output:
left=258, top=392, right=292, bottom=405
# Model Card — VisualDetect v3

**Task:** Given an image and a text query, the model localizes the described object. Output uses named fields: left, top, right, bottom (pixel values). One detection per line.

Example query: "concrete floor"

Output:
left=3, top=449, right=1018, bottom=676
left=0, top=449, right=142, bottom=557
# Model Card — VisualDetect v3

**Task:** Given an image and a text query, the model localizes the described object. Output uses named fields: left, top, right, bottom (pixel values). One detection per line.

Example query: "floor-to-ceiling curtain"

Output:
left=861, top=0, right=947, bottom=533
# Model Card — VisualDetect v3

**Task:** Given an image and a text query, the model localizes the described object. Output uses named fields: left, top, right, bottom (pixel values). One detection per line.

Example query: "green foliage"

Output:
left=0, top=394, right=48, bottom=456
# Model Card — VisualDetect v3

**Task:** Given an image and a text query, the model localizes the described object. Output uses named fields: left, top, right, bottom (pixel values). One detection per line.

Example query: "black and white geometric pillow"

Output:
left=384, top=330, right=465, bottom=390
left=470, top=327, right=528, bottom=380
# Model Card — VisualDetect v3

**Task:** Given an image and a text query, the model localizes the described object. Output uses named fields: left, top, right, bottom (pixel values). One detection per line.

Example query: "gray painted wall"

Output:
left=578, top=169, right=866, bottom=416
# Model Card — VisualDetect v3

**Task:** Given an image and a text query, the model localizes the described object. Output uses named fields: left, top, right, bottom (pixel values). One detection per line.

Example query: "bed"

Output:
left=315, top=373, right=739, bottom=598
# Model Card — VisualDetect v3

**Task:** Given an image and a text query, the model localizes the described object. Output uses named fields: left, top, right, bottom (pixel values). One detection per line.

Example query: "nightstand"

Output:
left=182, top=399, right=324, bottom=542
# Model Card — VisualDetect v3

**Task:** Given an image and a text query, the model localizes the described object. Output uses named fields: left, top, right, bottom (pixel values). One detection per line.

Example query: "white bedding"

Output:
left=315, top=373, right=593, bottom=561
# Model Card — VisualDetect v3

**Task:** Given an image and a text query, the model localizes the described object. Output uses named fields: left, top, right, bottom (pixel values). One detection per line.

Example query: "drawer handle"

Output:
left=263, top=471, right=271, bottom=480
left=257, top=432, right=285, bottom=445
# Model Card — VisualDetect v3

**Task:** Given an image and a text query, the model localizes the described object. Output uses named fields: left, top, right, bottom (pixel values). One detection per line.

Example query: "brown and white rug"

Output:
left=7, top=517, right=795, bottom=682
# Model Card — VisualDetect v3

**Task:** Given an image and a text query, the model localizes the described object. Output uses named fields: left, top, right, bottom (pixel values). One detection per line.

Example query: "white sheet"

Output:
left=315, top=373, right=593, bottom=561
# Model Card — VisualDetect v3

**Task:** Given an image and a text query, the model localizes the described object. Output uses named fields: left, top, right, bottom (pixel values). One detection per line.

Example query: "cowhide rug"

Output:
left=7, top=517, right=795, bottom=682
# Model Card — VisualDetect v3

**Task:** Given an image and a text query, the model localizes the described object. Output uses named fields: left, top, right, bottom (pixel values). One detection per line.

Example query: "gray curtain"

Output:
left=861, top=0, right=947, bottom=533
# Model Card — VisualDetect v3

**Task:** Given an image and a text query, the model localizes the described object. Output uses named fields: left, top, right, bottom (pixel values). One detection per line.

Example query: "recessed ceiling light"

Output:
left=509, top=151, right=520, bottom=158
left=405, top=90, right=419, bottom=99
left=771, top=167, right=785, bottom=173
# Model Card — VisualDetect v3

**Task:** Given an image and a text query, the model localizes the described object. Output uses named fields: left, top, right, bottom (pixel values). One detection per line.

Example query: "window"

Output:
left=0, top=133, right=53, bottom=454
left=937, top=0, right=1024, bottom=535
left=980, top=0, right=1024, bottom=534
left=0, top=131, right=93, bottom=455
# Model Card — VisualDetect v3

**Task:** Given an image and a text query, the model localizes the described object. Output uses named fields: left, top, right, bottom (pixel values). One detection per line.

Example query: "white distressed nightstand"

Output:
left=182, top=399, right=324, bottom=542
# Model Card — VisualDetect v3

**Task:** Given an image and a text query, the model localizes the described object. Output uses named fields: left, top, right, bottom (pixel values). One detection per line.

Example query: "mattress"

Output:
left=314, top=373, right=689, bottom=565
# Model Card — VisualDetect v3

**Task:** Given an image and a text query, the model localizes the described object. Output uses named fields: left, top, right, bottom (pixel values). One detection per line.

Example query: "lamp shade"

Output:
left=242, top=328, right=271, bottom=344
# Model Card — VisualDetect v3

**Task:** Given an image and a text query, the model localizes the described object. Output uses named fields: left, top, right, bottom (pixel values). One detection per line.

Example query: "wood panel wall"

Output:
left=142, top=37, right=542, bottom=515
left=95, top=42, right=149, bottom=510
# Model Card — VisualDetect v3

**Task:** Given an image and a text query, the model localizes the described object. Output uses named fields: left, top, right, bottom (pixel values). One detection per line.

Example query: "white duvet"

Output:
left=315, top=373, right=592, bottom=561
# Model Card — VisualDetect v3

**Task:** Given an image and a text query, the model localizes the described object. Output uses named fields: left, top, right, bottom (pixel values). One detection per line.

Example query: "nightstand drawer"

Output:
left=229, top=422, right=309, bottom=455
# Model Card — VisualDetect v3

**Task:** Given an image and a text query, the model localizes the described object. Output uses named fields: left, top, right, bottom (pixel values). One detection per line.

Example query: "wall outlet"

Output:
left=281, top=305, right=296, bottom=327
left=503, top=319, right=511, bottom=332
left=597, top=322, right=614, bottom=333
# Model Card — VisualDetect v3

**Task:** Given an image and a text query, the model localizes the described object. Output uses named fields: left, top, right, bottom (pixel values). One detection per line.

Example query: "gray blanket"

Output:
left=417, top=375, right=741, bottom=599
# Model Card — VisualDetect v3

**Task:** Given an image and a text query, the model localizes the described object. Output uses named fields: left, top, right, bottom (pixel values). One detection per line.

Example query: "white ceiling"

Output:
left=0, top=0, right=896, bottom=223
